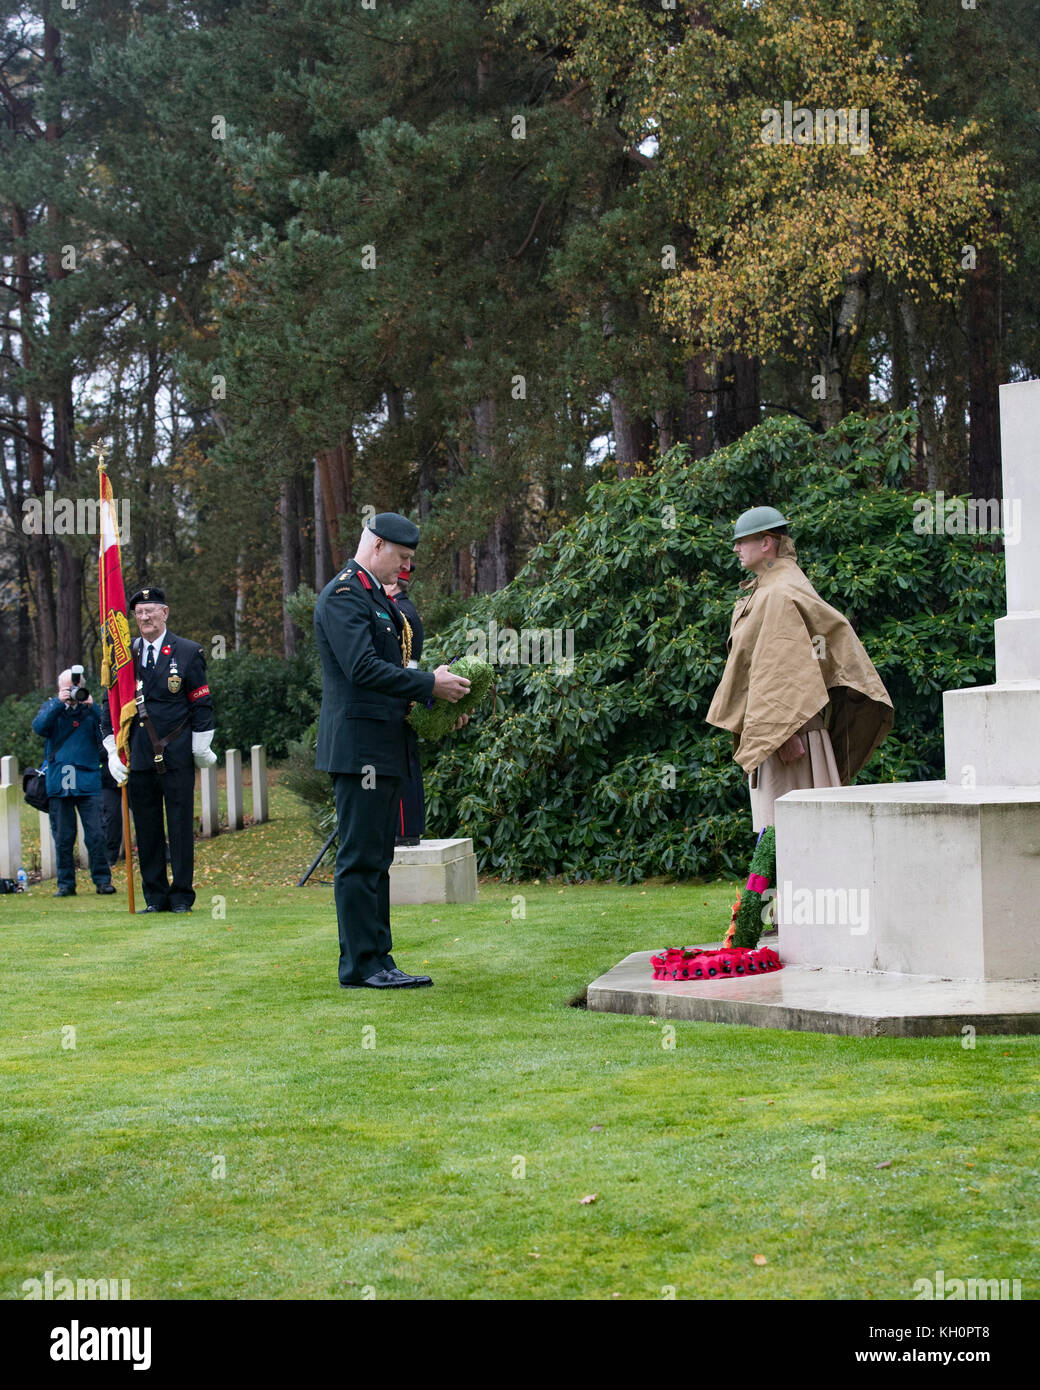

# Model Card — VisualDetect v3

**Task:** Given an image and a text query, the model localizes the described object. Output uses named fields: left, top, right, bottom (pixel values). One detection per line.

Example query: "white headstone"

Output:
left=0, top=782, right=21, bottom=879
left=226, top=749, right=244, bottom=830
left=200, top=764, right=220, bottom=837
left=39, top=809, right=56, bottom=879
left=250, top=745, right=268, bottom=823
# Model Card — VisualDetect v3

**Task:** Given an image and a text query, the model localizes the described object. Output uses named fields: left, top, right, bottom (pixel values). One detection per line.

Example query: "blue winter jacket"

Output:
left=31, top=698, right=104, bottom=797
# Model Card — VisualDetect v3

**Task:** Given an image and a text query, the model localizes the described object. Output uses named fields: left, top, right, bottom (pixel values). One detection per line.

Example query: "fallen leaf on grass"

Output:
left=876, top=1160, right=892, bottom=1169
left=590, top=1124, right=603, bottom=1132
left=753, top=1254, right=768, bottom=1266
left=579, top=1193, right=598, bottom=1205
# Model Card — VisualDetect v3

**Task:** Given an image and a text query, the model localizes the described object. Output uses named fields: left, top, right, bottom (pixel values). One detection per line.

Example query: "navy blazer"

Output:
left=314, top=563, right=435, bottom=777
left=101, top=630, right=214, bottom=772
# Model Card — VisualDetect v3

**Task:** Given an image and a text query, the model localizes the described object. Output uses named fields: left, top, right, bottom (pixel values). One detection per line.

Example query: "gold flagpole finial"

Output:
left=92, top=442, right=110, bottom=471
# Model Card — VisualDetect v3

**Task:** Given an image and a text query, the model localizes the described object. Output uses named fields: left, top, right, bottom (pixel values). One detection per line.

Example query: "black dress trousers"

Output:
left=129, top=763, right=197, bottom=910
left=333, top=770, right=402, bottom=984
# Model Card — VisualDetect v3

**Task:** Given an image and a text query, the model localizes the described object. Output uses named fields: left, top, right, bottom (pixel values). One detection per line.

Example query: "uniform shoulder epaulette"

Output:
left=334, top=567, right=357, bottom=594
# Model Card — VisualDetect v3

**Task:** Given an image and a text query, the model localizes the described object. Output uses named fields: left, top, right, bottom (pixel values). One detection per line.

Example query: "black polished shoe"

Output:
left=136, top=904, right=168, bottom=913
left=53, top=888, right=76, bottom=898
left=341, top=967, right=433, bottom=989
left=394, top=836, right=421, bottom=847
left=170, top=906, right=192, bottom=914
left=96, top=884, right=116, bottom=895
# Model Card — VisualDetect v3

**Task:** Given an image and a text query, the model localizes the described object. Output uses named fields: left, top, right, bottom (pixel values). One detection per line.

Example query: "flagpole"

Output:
left=95, top=446, right=137, bottom=914
left=121, top=782, right=135, bottom=914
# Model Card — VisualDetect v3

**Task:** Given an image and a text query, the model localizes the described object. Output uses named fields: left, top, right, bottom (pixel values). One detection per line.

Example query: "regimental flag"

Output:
left=98, top=466, right=136, bottom=761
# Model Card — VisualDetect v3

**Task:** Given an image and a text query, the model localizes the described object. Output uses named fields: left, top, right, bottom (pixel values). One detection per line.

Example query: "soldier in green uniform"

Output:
left=314, top=513, right=471, bottom=989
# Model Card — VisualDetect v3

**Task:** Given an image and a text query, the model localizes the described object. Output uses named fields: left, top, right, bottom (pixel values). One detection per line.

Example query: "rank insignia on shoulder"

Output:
left=338, top=571, right=349, bottom=580
left=168, top=675, right=183, bottom=693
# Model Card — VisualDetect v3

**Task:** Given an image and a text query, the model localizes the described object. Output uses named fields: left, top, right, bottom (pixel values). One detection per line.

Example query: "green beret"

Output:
left=366, top=512, right=420, bottom=547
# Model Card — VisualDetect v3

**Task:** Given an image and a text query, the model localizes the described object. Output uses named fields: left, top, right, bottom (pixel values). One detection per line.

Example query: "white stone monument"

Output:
left=588, top=379, right=1040, bottom=1033
left=777, top=379, right=1040, bottom=987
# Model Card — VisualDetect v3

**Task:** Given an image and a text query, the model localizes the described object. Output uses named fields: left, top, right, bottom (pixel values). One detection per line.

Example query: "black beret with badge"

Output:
left=365, top=512, right=420, bottom=547
left=128, top=586, right=167, bottom=609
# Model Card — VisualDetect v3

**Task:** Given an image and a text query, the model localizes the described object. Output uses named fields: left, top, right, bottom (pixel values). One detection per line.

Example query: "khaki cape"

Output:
left=706, top=539, right=894, bottom=780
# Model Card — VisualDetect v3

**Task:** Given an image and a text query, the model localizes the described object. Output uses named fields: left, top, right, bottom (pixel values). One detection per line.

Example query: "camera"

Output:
left=69, top=664, right=90, bottom=703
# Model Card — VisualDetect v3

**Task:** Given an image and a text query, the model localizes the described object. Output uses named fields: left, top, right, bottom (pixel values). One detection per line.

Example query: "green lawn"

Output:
left=2, top=784, right=1037, bottom=1300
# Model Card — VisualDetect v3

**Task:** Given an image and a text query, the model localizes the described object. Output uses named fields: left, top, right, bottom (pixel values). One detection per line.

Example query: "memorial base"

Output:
left=389, top=837, right=478, bottom=904
left=587, top=950, right=1040, bottom=1036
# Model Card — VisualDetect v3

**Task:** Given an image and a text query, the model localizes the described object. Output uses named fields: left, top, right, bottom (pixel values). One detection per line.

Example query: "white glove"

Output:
left=193, top=729, right=217, bottom=768
left=103, top=736, right=128, bottom=786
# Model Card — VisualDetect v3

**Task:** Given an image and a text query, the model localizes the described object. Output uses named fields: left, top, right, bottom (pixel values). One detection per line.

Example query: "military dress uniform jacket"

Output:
left=315, top=565, right=435, bottom=778
left=102, top=632, right=214, bottom=771
left=395, top=594, right=423, bottom=665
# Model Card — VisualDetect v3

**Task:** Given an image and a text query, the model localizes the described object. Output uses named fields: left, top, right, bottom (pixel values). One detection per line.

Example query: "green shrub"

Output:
left=0, top=689, right=51, bottom=769
left=416, top=409, right=1001, bottom=881
left=206, top=651, right=321, bottom=760
left=280, top=409, right=1003, bottom=882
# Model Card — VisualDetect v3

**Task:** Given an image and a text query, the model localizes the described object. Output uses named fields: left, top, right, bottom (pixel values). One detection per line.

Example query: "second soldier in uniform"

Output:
left=314, top=514, right=470, bottom=990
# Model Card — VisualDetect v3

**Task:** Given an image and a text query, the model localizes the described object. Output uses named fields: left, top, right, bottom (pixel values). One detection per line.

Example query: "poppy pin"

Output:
left=161, top=645, right=172, bottom=656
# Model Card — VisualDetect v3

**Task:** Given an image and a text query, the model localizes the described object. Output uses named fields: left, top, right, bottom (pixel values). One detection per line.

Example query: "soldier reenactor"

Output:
left=707, top=506, right=893, bottom=831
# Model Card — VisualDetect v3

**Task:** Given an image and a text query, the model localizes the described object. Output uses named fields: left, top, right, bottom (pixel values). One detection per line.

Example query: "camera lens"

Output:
left=73, top=686, right=89, bottom=702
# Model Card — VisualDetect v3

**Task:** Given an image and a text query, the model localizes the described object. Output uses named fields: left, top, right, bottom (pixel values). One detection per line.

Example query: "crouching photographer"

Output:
left=31, top=669, right=116, bottom=898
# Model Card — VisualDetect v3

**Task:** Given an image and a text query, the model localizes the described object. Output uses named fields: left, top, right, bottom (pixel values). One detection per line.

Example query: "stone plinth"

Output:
left=389, top=838, right=478, bottom=905
left=587, top=951, right=1040, bottom=1037
left=995, top=612, right=1040, bottom=682
left=943, top=682, right=1040, bottom=786
left=774, top=783, right=1040, bottom=982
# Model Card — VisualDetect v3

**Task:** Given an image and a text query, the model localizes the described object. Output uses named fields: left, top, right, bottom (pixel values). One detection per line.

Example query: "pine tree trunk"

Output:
left=234, top=555, right=246, bottom=652
left=900, top=295, right=940, bottom=489
left=313, top=461, right=332, bottom=591
left=602, top=297, right=651, bottom=478
left=682, top=354, right=714, bottom=458
left=715, top=352, right=761, bottom=444
left=11, top=204, right=58, bottom=685
left=316, top=434, right=354, bottom=566
left=470, top=398, right=515, bottom=591
left=887, top=288, right=911, bottom=411
left=818, top=254, right=871, bottom=429
left=52, top=385, right=83, bottom=666
left=279, top=477, right=301, bottom=656
left=967, top=249, right=1002, bottom=501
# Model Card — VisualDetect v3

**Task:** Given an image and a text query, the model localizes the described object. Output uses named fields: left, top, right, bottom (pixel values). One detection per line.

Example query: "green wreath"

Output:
left=729, top=825, right=777, bottom=949
left=407, top=656, right=494, bottom=741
